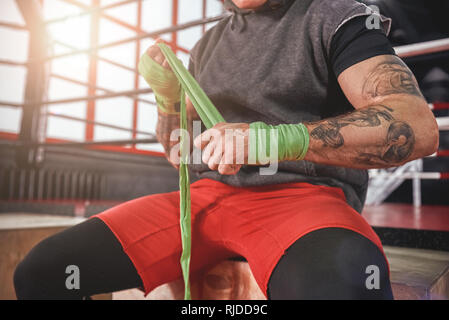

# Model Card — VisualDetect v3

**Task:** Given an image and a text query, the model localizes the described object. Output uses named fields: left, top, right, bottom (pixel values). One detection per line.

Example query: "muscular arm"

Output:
left=144, top=40, right=201, bottom=167
left=304, top=55, right=439, bottom=169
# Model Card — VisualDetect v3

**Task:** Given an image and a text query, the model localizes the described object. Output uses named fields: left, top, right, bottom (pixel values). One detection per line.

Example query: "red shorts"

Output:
left=94, top=178, right=385, bottom=297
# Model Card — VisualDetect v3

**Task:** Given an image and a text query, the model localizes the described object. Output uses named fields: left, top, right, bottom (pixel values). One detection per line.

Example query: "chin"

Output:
left=232, top=0, right=268, bottom=9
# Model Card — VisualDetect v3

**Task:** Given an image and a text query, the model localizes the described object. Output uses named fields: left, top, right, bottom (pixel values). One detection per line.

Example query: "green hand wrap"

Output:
left=249, top=122, right=309, bottom=164
left=138, top=52, right=181, bottom=114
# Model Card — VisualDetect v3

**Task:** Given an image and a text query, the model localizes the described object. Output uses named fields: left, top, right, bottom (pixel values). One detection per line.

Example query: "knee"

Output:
left=268, top=228, right=393, bottom=300
left=14, top=237, right=61, bottom=300
left=13, top=257, right=34, bottom=300
left=324, top=230, right=393, bottom=299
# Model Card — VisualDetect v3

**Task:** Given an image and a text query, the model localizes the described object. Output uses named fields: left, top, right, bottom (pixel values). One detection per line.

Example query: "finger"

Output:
left=146, top=41, right=162, bottom=57
left=208, top=146, right=223, bottom=171
left=200, top=126, right=225, bottom=149
left=162, top=59, right=170, bottom=70
left=218, top=163, right=242, bottom=175
left=219, top=143, right=236, bottom=171
left=152, top=51, right=165, bottom=65
left=201, top=139, right=216, bottom=165
left=194, top=130, right=214, bottom=150
left=166, top=154, right=180, bottom=170
left=222, top=131, right=236, bottom=165
left=147, top=37, right=168, bottom=53
left=146, top=46, right=159, bottom=58
left=146, top=48, right=165, bottom=67
left=169, top=161, right=179, bottom=170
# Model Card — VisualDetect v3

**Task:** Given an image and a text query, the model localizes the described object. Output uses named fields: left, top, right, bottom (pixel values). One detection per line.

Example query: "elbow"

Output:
left=427, top=121, right=440, bottom=156
left=418, top=108, right=439, bottom=157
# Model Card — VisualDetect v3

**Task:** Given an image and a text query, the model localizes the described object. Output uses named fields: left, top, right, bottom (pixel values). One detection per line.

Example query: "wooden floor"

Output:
left=0, top=213, right=85, bottom=230
left=385, top=246, right=449, bottom=299
left=363, top=203, right=449, bottom=231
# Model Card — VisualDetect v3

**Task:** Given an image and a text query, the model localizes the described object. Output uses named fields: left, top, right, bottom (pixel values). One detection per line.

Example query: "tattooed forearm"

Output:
left=307, top=55, right=437, bottom=168
left=156, top=101, right=201, bottom=157
left=156, top=111, right=179, bottom=155
left=362, top=56, right=423, bottom=99
left=309, top=105, right=416, bottom=165
left=310, top=105, right=394, bottom=148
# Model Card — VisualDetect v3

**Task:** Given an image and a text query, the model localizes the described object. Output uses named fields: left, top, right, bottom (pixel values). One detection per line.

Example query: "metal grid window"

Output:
left=0, top=0, right=224, bottom=154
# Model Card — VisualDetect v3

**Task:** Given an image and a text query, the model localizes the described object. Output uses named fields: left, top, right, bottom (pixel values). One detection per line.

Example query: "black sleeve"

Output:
left=330, top=16, right=396, bottom=77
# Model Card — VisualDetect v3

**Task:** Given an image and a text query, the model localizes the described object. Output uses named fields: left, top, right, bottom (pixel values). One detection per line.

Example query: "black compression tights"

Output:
left=14, top=218, right=393, bottom=300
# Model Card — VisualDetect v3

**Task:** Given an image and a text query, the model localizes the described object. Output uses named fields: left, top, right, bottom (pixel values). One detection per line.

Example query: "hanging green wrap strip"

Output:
left=178, top=85, right=192, bottom=300
left=138, top=43, right=310, bottom=300
left=158, top=43, right=224, bottom=300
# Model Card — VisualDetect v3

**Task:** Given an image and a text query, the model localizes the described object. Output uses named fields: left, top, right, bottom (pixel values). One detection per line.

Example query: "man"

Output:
left=14, top=0, right=438, bottom=299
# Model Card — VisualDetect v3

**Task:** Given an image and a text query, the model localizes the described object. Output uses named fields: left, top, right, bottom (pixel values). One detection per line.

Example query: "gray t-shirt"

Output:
left=188, top=0, right=390, bottom=212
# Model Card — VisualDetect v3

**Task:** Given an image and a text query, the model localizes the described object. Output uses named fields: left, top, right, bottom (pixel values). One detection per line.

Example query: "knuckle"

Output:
left=208, top=159, right=218, bottom=170
left=193, top=136, right=201, bottom=148
left=202, top=152, right=209, bottom=164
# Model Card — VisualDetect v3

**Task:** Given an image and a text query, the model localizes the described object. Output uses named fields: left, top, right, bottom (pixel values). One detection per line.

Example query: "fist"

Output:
left=194, top=122, right=250, bottom=175
left=145, top=38, right=171, bottom=70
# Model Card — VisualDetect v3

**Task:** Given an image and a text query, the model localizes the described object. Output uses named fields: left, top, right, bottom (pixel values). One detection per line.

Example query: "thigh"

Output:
left=14, top=217, right=142, bottom=299
left=93, top=180, right=237, bottom=295
left=211, top=182, right=386, bottom=297
left=267, top=228, right=393, bottom=300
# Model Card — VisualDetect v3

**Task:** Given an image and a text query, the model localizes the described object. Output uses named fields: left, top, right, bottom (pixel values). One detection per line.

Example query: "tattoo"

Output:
left=355, top=121, right=415, bottom=165
left=310, top=105, right=394, bottom=148
left=156, top=112, right=179, bottom=154
left=362, top=56, right=423, bottom=99
left=156, top=104, right=201, bottom=156
left=310, top=105, right=415, bottom=165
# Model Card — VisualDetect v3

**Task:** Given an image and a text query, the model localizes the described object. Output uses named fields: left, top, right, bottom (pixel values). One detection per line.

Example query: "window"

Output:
left=0, top=0, right=224, bottom=153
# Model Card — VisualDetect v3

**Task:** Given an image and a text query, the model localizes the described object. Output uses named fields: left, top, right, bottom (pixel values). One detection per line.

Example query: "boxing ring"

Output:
left=0, top=0, right=447, bottom=228
left=0, top=0, right=447, bottom=161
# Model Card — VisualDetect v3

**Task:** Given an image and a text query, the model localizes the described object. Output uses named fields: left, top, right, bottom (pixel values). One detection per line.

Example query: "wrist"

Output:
left=248, top=122, right=309, bottom=164
left=156, top=96, right=180, bottom=115
left=157, top=106, right=180, bottom=119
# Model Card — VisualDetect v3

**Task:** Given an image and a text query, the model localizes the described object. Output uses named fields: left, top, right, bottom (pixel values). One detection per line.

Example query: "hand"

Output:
left=194, top=122, right=250, bottom=175
left=139, top=39, right=181, bottom=113
left=145, top=39, right=171, bottom=71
